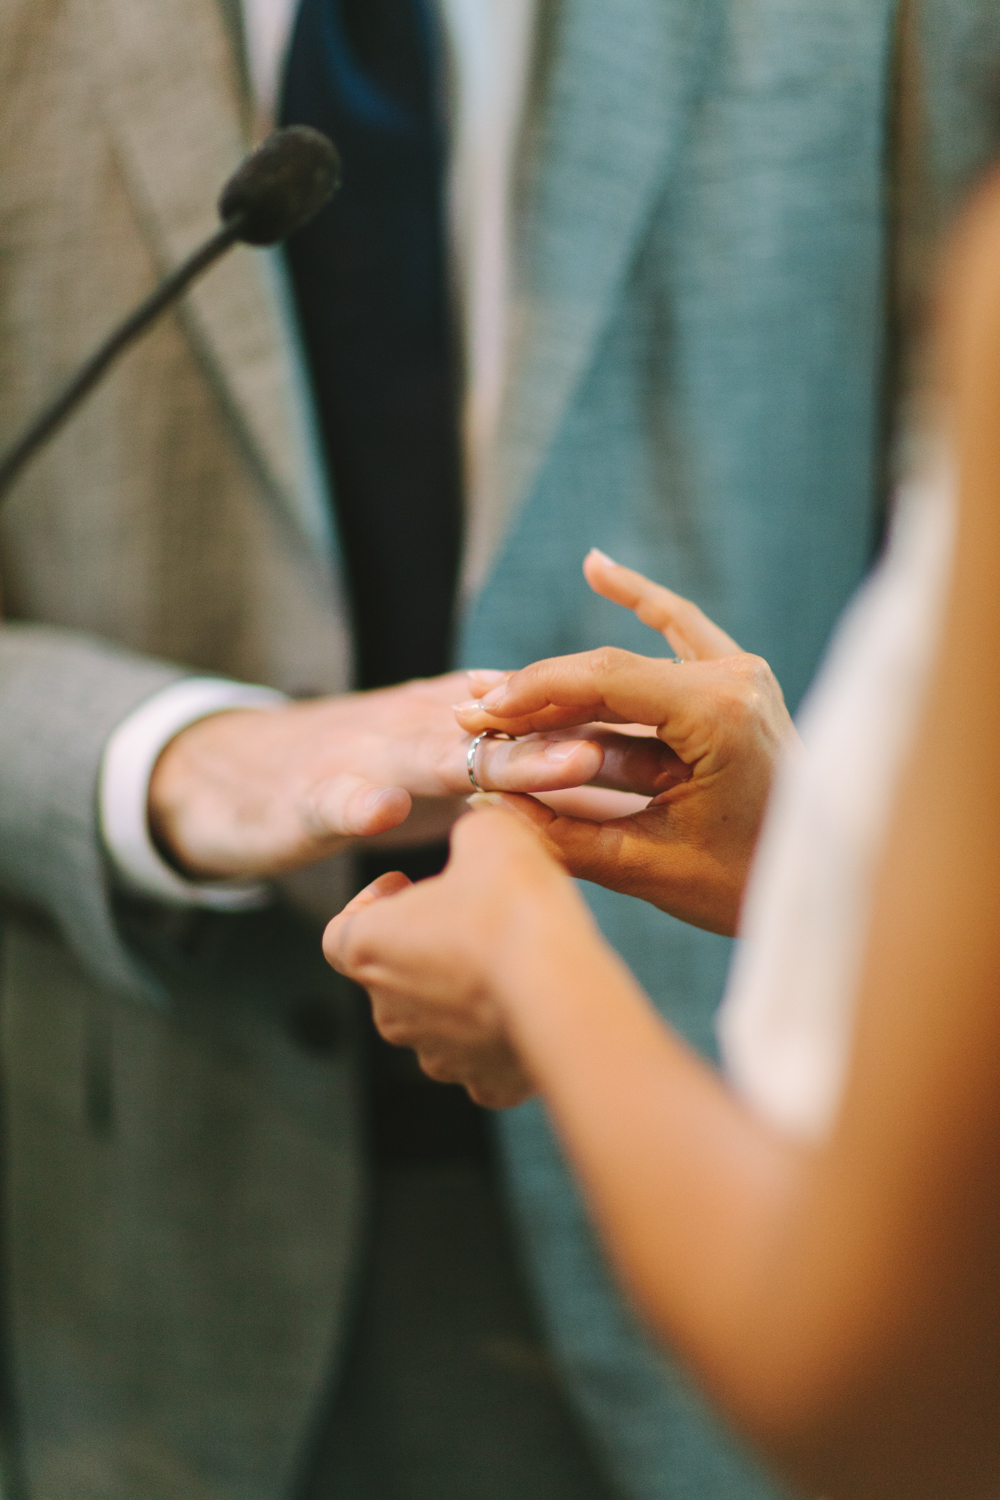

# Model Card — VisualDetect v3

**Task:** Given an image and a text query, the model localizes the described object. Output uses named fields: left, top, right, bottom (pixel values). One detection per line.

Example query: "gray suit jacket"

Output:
left=1, top=1, right=998, bottom=1497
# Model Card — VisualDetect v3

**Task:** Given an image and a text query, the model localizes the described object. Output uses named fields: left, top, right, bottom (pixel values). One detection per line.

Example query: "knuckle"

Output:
left=738, top=654, right=777, bottom=706
left=340, top=926, right=378, bottom=978
left=714, top=654, right=776, bottom=728
left=418, top=1052, right=459, bottom=1084
left=430, top=736, right=460, bottom=784
left=376, top=1015, right=415, bottom=1047
left=587, top=644, right=629, bottom=679
left=676, top=598, right=705, bottom=627
left=299, top=785, right=332, bottom=837
left=742, top=653, right=775, bottom=687
left=324, top=919, right=356, bottom=970
left=468, top=1084, right=512, bottom=1110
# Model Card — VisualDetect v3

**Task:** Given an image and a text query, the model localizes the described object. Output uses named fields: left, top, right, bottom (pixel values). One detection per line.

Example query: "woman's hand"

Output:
left=457, top=553, right=798, bottom=936
left=323, top=808, right=597, bottom=1108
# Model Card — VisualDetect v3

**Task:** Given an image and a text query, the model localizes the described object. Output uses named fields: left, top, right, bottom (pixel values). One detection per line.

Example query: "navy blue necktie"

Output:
left=279, top=0, right=463, bottom=690
left=280, top=0, right=486, bottom=1168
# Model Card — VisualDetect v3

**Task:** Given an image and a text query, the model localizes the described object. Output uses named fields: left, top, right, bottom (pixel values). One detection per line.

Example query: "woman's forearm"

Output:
left=495, top=900, right=814, bottom=1446
left=327, top=175, right=1000, bottom=1500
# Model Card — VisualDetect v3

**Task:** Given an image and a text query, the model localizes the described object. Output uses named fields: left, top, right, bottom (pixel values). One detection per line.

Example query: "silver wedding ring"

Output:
left=467, top=730, right=512, bottom=793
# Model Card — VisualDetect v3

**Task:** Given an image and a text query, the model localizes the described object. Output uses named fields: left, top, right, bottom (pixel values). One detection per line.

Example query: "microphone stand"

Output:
left=0, top=215, right=246, bottom=505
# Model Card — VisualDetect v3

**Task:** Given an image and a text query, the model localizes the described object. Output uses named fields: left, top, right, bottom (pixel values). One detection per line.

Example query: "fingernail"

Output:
left=364, top=787, right=393, bottom=813
left=467, top=792, right=508, bottom=810
left=480, top=685, right=507, bottom=710
left=588, top=547, right=618, bottom=566
left=466, top=668, right=507, bottom=684
left=543, top=741, right=581, bottom=764
left=452, top=699, right=482, bottom=713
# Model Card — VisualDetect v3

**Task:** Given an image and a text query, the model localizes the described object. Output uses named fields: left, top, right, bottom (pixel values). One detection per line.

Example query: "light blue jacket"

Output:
left=463, top=1, right=1000, bottom=1494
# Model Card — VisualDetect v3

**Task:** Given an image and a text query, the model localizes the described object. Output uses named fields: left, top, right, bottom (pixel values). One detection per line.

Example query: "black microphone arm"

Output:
left=0, top=125, right=341, bottom=506
left=0, top=220, right=242, bottom=503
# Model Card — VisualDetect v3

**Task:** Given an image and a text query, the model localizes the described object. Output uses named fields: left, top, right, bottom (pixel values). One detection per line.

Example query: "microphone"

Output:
left=0, top=125, right=341, bottom=504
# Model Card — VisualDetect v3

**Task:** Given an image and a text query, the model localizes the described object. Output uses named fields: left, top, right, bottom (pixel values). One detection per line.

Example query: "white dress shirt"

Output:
left=100, top=0, right=537, bottom=906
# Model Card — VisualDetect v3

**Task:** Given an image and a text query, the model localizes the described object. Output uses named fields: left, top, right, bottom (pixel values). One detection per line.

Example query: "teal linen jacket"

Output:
left=462, top=2, right=1000, bottom=1494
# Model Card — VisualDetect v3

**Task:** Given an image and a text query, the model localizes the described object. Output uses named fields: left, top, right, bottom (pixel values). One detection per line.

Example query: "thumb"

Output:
left=466, top=790, right=557, bottom=835
left=338, top=870, right=414, bottom=919
left=322, top=870, right=414, bottom=974
left=302, top=774, right=412, bottom=842
left=466, top=791, right=601, bottom=875
left=537, top=809, right=740, bottom=934
left=466, top=791, right=657, bottom=895
left=535, top=811, right=630, bottom=885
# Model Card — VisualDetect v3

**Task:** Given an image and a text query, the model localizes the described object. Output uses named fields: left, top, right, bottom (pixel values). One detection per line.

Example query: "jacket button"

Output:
left=286, top=996, right=344, bottom=1056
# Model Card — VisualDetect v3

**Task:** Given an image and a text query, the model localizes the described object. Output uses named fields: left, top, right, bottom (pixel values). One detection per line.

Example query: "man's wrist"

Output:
left=100, top=678, right=288, bottom=909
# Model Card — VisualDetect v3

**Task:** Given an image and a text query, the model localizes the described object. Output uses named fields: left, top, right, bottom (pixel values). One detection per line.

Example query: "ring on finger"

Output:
left=467, top=730, right=513, bottom=793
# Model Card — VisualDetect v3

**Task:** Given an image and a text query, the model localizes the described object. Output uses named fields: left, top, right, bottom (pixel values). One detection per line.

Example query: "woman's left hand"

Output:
left=456, top=554, right=798, bottom=936
left=323, top=808, right=590, bottom=1107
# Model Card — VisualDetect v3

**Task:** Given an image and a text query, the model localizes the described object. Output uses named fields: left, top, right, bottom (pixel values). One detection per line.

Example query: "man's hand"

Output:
left=147, top=672, right=607, bottom=880
left=455, top=555, right=799, bottom=936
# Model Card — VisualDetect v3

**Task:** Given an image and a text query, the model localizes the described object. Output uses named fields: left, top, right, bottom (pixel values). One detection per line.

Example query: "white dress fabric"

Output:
left=717, top=457, right=956, bottom=1141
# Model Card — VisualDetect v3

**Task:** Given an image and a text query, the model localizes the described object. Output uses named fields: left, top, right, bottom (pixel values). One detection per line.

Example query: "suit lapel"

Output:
left=80, top=0, right=711, bottom=590
left=80, top=0, right=334, bottom=564
left=463, top=0, right=714, bottom=593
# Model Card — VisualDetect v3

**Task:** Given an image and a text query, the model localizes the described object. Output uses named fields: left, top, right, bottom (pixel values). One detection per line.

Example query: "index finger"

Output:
left=584, top=550, right=743, bottom=660
left=453, top=647, right=707, bottom=738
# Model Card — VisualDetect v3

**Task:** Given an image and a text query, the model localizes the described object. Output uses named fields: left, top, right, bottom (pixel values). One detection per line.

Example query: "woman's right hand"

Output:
left=457, top=555, right=799, bottom=936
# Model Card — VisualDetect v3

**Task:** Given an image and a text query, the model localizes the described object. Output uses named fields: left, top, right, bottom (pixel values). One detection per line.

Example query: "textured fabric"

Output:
left=495, top=1112, right=777, bottom=1500
left=296, top=1163, right=615, bottom=1500
left=242, top=0, right=539, bottom=512
left=279, top=0, right=494, bottom=1186
left=97, top=0, right=538, bottom=913
left=0, top=0, right=352, bottom=992
left=473, top=12, right=1000, bottom=1488
left=0, top=628, right=187, bottom=998
left=439, top=0, right=539, bottom=502
left=0, top=2, right=363, bottom=1495
left=277, top=2, right=540, bottom=1441
left=280, top=0, right=463, bottom=689
left=2, top=907, right=363, bottom=1500
left=719, top=459, right=955, bottom=1139
left=241, top=0, right=295, bottom=119
left=464, top=1, right=894, bottom=1491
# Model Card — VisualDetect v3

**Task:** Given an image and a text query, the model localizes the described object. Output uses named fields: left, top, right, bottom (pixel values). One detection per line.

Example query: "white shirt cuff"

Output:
left=100, top=677, right=288, bottom=910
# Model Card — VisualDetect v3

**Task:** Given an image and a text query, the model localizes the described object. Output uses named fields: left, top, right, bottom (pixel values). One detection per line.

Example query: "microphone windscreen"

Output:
left=218, top=126, right=342, bottom=246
